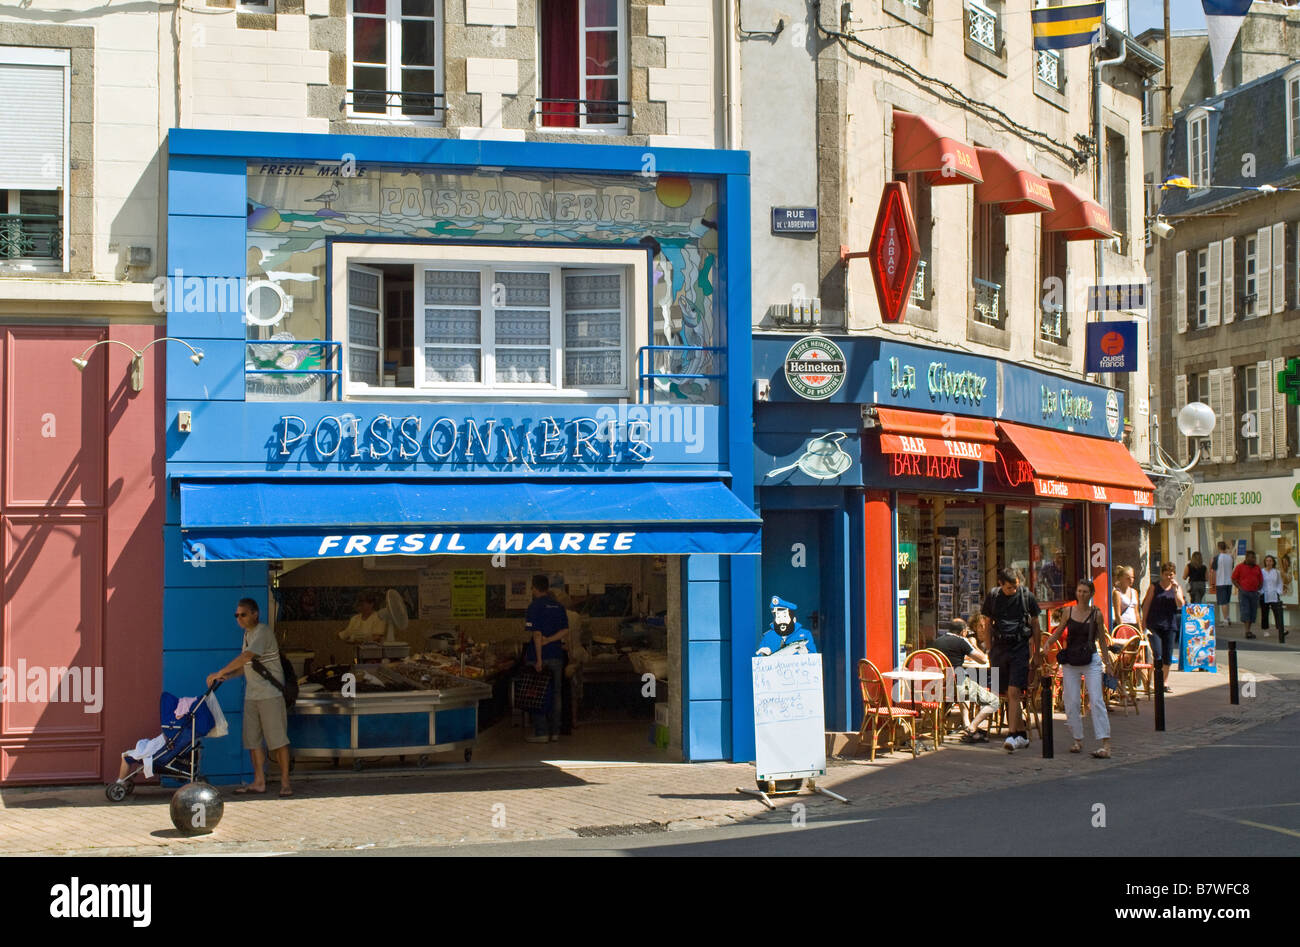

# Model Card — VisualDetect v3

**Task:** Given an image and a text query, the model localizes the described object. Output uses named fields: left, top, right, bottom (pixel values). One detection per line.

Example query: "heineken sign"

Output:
left=784, top=336, right=847, bottom=401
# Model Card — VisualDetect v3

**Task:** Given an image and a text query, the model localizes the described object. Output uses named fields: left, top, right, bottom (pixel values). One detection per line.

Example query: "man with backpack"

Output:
left=206, top=598, right=292, bottom=796
left=980, top=569, right=1042, bottom=753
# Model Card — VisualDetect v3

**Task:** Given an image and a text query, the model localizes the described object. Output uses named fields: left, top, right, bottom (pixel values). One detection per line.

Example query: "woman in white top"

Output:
left=1112, top=565, right=1143, bottom=636
left=1260, top=555, right=1287, bottom=643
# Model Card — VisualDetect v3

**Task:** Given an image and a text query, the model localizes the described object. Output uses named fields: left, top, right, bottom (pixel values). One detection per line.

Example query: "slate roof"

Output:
left=1159, top=62, right=1300, bottom=217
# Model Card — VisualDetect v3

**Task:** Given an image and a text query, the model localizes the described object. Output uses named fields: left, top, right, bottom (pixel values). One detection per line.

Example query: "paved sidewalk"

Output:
left=1, top=666, right=1293, bottom=856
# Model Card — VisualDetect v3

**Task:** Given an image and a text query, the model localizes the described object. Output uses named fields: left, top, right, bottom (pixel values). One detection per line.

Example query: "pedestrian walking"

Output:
left=981, top=568, right=1041, bottom=753
left=1232, top=550, right=1264, bottom=640
left=1141, top=563, right=1184, bottom=692
left=1041, top=579, right=1114, bottom=758
left=1260, top=555, right=1286, bottom=642
left=1213, top=541, right=1235, bottom=628
left=206, top=598, right=292, bottom=796
left=1183, top=551, right=1207, bottom=604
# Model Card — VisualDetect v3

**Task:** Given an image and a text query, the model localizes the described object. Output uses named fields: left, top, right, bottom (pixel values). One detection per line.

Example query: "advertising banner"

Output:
left=1181, top=603, right=1217, bottom=673
left=1085, top=320, right=1139, bottom=373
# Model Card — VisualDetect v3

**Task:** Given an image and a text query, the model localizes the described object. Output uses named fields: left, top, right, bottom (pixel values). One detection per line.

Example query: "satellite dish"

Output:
left=380, top=588, right=409, bottom=643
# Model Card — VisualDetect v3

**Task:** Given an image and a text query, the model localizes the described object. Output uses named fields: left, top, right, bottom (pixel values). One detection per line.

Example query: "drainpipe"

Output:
left=1093, top=35, right=1127, bottom=383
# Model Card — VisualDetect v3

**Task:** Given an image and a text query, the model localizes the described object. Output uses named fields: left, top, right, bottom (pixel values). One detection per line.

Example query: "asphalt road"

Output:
left=304, top=645, right=1300, bottom=858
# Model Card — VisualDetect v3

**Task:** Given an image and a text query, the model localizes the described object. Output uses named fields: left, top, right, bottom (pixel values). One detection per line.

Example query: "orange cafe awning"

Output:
left=997, top=421, right=1155, bottom=506
left=973, top=148, right=1055, bottom=214
left=1042, top=180, right=1114, bottom=240
left=876, top=406, right=998, bottom=464
left=893, top=111, right=983, bottom=186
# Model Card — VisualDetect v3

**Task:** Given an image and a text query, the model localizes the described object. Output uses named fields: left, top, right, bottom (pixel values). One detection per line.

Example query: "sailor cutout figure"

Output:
left=756, top=596, right=817, bottom=656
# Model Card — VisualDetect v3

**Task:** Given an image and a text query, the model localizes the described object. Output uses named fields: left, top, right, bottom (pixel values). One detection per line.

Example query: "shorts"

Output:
left=1238, top=590, right=1260, bottom=624
left=989, top=638, right=1030, bottom=693
left=1216, top=585, right=1233, bottom=605
left=954, top=673, right=999, bottom=709
left=243, top=697, right=289, bottom=751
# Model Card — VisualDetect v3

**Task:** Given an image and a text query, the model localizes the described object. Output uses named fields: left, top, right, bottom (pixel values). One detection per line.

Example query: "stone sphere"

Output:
left=170, top=781, right=224, bottom=835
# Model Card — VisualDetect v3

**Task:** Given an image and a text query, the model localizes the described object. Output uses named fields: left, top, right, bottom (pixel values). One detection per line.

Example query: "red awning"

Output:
left=893, top=111, right=983, bottom=186
left=997, top=421, right=1155, bottom=506
left=1042, top=180, right=1114, bottom=240
left=876, top=406, right=998, bottom=464
left=973, top=148, right=1055, bottom=214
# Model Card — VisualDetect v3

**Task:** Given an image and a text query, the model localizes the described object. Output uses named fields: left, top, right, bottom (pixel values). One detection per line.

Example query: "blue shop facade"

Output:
left=753, top=334, right=1155, bottom=730
left=164, top=130, right=760, bottom=782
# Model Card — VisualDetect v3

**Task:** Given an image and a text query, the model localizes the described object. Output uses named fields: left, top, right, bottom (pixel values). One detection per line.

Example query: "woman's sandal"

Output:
left=1091, top=747, right=1111, bottom=759
left=1070, top=740, right=1082, bottom=753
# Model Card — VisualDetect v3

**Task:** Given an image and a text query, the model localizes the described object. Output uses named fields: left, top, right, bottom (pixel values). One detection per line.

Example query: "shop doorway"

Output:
left=269, top=552, right=681, bottom=770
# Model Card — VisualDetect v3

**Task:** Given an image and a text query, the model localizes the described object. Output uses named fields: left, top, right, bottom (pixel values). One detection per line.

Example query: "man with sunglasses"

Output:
left=206, top=598, right=292, bottom=796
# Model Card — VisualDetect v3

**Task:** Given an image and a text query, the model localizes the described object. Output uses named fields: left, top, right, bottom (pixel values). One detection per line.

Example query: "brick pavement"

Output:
left=1, top=665, right=1294, bottom=856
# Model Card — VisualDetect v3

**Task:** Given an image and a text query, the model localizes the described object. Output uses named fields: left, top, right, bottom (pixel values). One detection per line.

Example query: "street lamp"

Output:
left=72, top=337, right=205, bottom=392
left=1167, top=400, right=1216, bottom=472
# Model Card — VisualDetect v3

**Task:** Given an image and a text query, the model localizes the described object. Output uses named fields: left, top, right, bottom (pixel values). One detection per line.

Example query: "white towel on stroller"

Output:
left=130, top=735, right=168, bottom=779
left=204, top=692, right=229, bottom=739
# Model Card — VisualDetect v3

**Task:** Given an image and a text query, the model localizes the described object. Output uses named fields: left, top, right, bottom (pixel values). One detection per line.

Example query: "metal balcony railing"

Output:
left=534, top=98, right=634, bottom=127
left=0, top=213, right=61, bottom=261
left=968, top=1, right=998, bottom=51
left=1039, top=302, right=1064, bottom=343
left=1036, top=49, right=1061, bottom=89
left=245, top=339, right=343, bottom=401
left=636, top=345, right=723, bottom=404
left=911, top=259, right=928, bottom=306
left=972, top=277, right=1002, bottom=326
left=345, top=88, right=445, bottom=120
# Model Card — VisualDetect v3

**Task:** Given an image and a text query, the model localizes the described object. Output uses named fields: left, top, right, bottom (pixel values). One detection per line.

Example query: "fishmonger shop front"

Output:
left=165, top=130, right=759, bottom=783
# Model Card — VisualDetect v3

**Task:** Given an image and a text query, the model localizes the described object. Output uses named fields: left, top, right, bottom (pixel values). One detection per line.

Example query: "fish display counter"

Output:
left=288, top=664, right=493, bottom=769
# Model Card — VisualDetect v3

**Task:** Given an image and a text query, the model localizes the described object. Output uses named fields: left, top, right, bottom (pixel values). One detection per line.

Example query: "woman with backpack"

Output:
left=1041, top=578, right=1115, bottom=759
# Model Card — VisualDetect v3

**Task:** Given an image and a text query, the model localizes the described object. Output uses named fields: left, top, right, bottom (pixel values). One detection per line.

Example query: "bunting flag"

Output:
left=1032, top=2, right=1105, bottom=50
left=1203, top=1, right=1254, bottom=78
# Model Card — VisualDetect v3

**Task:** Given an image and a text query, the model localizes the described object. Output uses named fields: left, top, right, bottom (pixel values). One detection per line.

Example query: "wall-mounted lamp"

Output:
left=1150, top=217, right=1175, bottom=240
left=1168, top=400, right=1216, bottom=472
left=72, top=337, right=205, bottom=392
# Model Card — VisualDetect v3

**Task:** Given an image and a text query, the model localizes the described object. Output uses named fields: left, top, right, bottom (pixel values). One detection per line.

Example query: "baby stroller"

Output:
left=106, top=686, right=227, bottom=802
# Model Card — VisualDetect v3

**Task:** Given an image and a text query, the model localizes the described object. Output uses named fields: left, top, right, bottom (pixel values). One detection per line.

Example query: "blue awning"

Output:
left=179, top=480, right=761, bottom=560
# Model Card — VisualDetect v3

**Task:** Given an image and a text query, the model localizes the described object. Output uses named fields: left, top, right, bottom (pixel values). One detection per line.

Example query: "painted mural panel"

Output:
left=244, top=162, right=720, bottom=403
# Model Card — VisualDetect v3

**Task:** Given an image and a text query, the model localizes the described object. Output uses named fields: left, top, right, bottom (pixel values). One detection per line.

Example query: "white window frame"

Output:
left=0, top=47, right=70, bottom=274
left=330, top=243, right=649, bottom=401
left=535, top=0, right=630, bottom=134
left=346, top=0, right=444, bottom=126
left=1187, top=108, right=1210, bottom=190
left=1196, top=248, right=1208, bottom=328
left=1286, top=66, right=1300, bottom=163
left=1243, top=363, right=1259, bottom=459
left=1244, top=234, right=1258, bottom=318
left=238, top=0, right=275, bottom=11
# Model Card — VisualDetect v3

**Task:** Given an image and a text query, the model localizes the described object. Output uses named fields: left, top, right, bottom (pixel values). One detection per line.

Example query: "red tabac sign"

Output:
left=866, top=182, right=920, bottom=324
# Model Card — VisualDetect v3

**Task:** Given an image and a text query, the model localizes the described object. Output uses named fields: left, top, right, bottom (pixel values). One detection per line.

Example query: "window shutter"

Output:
left=1175, top=250, right=1187, bottom=333
left=1221, top=366, right=1236, bottom=464
left=1208, top=369, right=1223, bottom=463
left=1272, top=222, right=1286, bottom=313
left=1275, top=356, right=1291, bottom=459
left=1221, top=236, right=1235, bottom=323
left=0, top=56, right=67, bottom=190
left=1257, top=359, right=1274, bottom=461
left=1174, top=374, right=1189, bottom=466
left=1256, top=227, right=1272, bottom=315
left=1206, top=241, right=1222, bottom=326
left=347, top=264, right=384, bottom=387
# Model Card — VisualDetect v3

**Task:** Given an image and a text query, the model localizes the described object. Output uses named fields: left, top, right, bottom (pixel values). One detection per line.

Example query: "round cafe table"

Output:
left=882, top=668, right=945, bottom=750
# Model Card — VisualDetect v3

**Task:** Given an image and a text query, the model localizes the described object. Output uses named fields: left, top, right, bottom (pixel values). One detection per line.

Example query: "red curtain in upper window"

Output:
left=540, top=0, right=580, bottom=127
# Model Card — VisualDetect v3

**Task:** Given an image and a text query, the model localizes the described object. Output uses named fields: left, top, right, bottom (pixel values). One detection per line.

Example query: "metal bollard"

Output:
left=1041, top=678, right=1054, bottom=758
left=1229, top=640, right=1239, bottom=705
left=1153, top=661, right=1165, bottom=732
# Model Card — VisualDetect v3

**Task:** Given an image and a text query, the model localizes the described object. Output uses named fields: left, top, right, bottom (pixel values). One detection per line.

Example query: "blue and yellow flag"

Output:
left=1032, top=2, right=1105, bottom=50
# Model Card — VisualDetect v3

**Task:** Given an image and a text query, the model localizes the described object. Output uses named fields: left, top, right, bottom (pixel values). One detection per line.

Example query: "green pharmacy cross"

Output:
left=1279, top=357, right=1300, bottom=407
